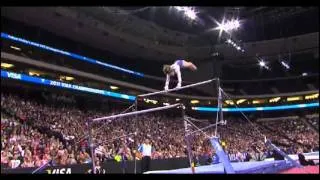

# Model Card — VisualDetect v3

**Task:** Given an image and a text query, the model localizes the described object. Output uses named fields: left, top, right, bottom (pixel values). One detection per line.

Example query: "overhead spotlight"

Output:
left=258, top=60, right=270, bottom=70
left=233, top=20, right=240, bottom=29
left=216, top=19, right=241, bottom=32
left=281, top=61, right=290, bottom=69
left=173, top=6, right=197, bottom=20
left=241, top=49, right=245, bottom=52
left=173, top=6, right=185, bottom=11
left=302, top=72, right=308, bottom=76
left=184, top=8, right=197, bottom=20
left=236, top=46, right=241, bottom=50
left=259, top=60, right=266, bottom=67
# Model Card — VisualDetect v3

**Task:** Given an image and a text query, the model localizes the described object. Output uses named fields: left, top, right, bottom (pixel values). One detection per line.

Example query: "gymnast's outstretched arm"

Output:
left=175, top=68, right=182, bottom=88
left=164, top=74, right=170, bottom=90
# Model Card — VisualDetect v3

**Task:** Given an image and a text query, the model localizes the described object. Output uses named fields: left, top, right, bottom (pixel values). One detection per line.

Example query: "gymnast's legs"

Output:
left=182, top=60, right=198, bottom=71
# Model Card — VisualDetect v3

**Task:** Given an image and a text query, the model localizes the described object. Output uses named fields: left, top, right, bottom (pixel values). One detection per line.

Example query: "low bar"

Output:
left=92, top=103, right=181, bottom=122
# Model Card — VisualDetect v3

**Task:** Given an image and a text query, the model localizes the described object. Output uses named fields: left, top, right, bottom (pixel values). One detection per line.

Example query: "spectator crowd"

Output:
left=1, top=92, right=319, bottom=169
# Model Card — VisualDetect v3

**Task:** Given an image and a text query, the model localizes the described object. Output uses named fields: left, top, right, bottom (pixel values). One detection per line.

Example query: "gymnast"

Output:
left=162, top=60, right=197, bottom=91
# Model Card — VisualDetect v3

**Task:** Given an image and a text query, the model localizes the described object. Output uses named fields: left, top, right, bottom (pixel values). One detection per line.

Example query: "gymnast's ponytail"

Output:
left=163, top=65, right=171, bottom=74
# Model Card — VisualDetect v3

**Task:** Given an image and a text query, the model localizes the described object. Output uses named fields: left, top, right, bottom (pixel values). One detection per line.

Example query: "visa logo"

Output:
left=7, top=72, right=21, bottom=80
left=46, top=168, right=71, bottom=174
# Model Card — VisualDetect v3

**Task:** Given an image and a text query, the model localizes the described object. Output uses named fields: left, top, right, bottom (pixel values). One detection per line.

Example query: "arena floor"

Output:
left=145, top=160, right=318, bottom=174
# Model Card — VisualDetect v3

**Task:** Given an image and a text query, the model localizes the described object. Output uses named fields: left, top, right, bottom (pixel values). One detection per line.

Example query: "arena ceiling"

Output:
left=119, top=6, right=318, bottom=43
left=1, top=7, right=319, bottom=81
left=1, top=6, right=319, bottom=97
left=1, top=6, right=318, bottom=63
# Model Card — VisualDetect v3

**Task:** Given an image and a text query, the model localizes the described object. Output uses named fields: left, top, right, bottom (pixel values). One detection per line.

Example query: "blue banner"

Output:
left=1, top=70, right=136, bottom=101
left=194, top=102, right=319, bottom=112
left=1, top=32, right=144, bottom=77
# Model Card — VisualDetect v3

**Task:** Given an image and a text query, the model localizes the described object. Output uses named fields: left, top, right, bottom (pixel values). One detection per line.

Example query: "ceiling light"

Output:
left=144, top=98, right=158, bottom=104
left=281, top=61, right=290, bottom=69
left=29, top=71, right=40, bottom=76
left=174, top=6, right=185, bottom=11
left=252, top=100, right=264, bottom=104
left=10, top=46, right=21, bottom=51
left=110, top=85, right=119, bottom=90
left=65, top=76, right=74, bottom=81
left=233, top=20, right=240, bottom=29
left=287, top=96, right=302, bottom=102
left=173, top=6, right=197, bottom=20
left=269, top=97, right=281, bottom=103
left=258, top=60, right=270, bottom=70
left=59, top=76, right=74, bottom=81
left=225, top=100, right=234, bottom=105
left=184, top=8, right=197, bottom=20
left=190, top=100, right=199, bottom=104
left=1, top=63, right=14, bottom=69
left=305, top=93, right=319, bottom=100
left=259, top=60, right=266, bottom=67
left=216, top=19, right=241, bottom=32
left=236, top=99, right=246, bottom=104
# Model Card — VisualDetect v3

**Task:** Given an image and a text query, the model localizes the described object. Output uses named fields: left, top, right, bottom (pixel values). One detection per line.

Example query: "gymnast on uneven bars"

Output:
left=162, top=59, right=198, bottom=91
left=138, top=59, right=216, bottom=97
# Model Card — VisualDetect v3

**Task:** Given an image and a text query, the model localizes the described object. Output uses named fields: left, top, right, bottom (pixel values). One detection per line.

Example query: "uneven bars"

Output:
left=138, top=78, right=216, bottom=98
left=92, top=103, right=181, bottom=122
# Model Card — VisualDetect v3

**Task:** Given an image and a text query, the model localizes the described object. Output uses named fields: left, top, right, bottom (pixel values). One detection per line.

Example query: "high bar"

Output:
left=92, top=103, right=181, bottom=122
left=138, top=78, right=216, bottom=98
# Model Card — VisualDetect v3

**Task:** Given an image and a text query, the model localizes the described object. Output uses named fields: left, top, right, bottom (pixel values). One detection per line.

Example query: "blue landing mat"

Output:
left=145, top=160, right=294, bottom=174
